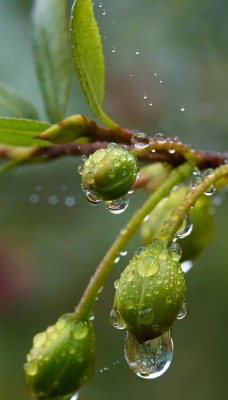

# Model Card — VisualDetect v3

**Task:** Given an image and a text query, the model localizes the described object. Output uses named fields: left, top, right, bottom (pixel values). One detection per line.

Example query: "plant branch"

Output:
left=159, top=163, right=228, bottom=243
left=73, top=162, right=194, bottom=320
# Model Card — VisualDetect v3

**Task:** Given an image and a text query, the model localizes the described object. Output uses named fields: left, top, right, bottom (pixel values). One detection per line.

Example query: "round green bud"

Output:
left=24, top=314, right=96, bottom=399
left=114, top=240, right=186, bottom=343
left=140, top=186, right=214, bottom=261
left=81, top=145, right=139, bottom=201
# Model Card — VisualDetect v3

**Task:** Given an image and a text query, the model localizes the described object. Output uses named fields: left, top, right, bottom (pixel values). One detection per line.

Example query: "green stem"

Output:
left=159, top=163, right=228, bottom=243
left=73, top=162, right=194, bottom=320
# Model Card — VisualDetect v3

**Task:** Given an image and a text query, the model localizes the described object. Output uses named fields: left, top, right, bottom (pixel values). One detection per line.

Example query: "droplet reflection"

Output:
left=124, top=330, right=173, bottom=379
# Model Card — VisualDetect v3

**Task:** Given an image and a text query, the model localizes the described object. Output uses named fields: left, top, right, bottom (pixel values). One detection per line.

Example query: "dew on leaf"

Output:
left=124, top=330, right=173, bottom=379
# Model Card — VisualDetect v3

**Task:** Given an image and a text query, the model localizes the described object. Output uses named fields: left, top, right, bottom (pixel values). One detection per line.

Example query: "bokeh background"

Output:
left=0, top=1, right=228, bottom=399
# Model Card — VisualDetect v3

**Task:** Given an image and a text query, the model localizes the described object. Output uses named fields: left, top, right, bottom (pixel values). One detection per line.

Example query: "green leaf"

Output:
left=31, top=0, right=72, bottom=123
left=0, top=118, right=52, bottom=147
left=0, top=82, right=39, bottom=120
left=70, top=0, right=118, bottom=129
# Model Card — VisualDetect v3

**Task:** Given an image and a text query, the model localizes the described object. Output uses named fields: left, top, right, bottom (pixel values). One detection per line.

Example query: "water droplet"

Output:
left=154, top=133, right=166, bottom=143
left=124, top=330, right=173, bottom=379
left=159, top=80, right=163, bottom=84
left=181, top=260, right=193, bottom=273
left=33, top=332, right=47, bottom=349
left=105, top=196, right=129, bottom=214
left=131, top=133, right=149, bottom=149
left=177, top=300, right=188, bottom=320
left=120, top=250, right=128, bottom=256
left=191, top=175, right=202, bottom=189
left=154, top=73, right=157, bottom=76
left=72, top=322, right=88, bottom=340
left=78, top=164, right=84, bottom=175
left=138, top=259, right=159, bottom=278
left=180, top=106, right=186, bottom=112
left=143, top=94, right=148, bottom=100
left=111, top=47, right=116, bottom=53
left=192, top=167, right=201, bottom=176
left=169, top=242, right=182, bottom=261
left=149, top=102, right=153, bottom=107
left=81, top=154, right=87, bottom=162
left=176, top=213, right=193, bottom=239
left=25, top=360, right=38, bottom=376
left=114, top=256, right=120, bottom=264
left=135, top=50, right=140, bottom=55
left=110, top=308, right=125, bottom=330
left=102, top=9, right=106, bottom=15
left=128, top=187, right=134, bottom=194
left=108, top=142, right=118, bottom=149
left=84, top=189, right=101, bottom=204
left=98, top=2, right=102, bottom=7
left=134, top=247, right=146, bottom=256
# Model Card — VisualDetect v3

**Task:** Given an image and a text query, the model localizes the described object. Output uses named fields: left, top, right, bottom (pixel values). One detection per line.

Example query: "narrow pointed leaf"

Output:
left=0, top=118, right=52, bottom=147
left=70, top=0, right=118, bottom=129
left=0, top=83, right=39, bottom=120
left=32, top=0, right=72, bottom=123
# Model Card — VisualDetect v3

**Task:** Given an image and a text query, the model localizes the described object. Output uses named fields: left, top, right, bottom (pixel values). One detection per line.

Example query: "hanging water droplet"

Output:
left=154, top=133, right=166, bottom=143
left=181, top=260, right=193, bottom=273
left=135, top=50, right=140, bottom=55
left=98, top=2, right=102, bottom=7
left=110, top=308, right=125, bottom=330
left=180, top=106, right=186, bottom=112
left=84, top=189, right=101, bottom=204
left=128, top=187, right=134, bottom=195
left=124, top=330, right=173, bottom=379
left=177, top=300, right=188, bottom=320
left=120, top=250, right=128, bottom=256
left=204, top=185, right=215, bottom=196
left=101, top=9, right=106, bottom=15
left=78, top=164, right=84, bottom=175
left=81, top=154, right=87, bottom=162
left=105, top=196, right=129, bottom=214
left=111, top=47, right=116, bottom=53
left=131, top=133, right=149, bottom=148
left=169, top=241, right=182, bottom=261
left=143, top=94, right=148, bottom=100
left=134, top=247, right=146, bottom=256
left=192, top=166, right=201, bottom=176
left=176, top=213, right=193, bottom=239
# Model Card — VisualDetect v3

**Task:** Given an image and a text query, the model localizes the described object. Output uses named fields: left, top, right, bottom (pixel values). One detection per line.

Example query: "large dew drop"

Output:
left=124, top=330, right=173, bottom=379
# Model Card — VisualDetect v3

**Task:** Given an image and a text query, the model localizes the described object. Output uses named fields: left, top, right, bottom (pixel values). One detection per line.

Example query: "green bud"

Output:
left=114, top=240, right=186, bottom=343
left=141, top=186, right=214, bottom=261
left=24, top=314, right=96, bottom=399
left=81, top=145, right=139, bottom=201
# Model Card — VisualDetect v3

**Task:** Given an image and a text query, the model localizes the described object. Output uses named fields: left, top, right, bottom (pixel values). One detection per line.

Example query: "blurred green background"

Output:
left=0, top=1, right=228, bottom=399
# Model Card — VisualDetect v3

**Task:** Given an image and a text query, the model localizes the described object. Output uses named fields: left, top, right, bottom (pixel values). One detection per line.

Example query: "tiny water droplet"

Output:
left=120, top=250, right=128, bottom=256
left=159, top=80, right=163, bottom=84
left=154, top=73, right=157, bottom=76
left=181, top=260, right=193, bottom=273
left=124, top=330, right=173, bottom=379
left=110, top=308, right=125, bottom=330
left=191, top=175, right=202, bottom=189
left=128, top=187, right=134, bottom=194
left=111, top=47, right=116, bottom=53
left=84, top=189, right=101, bottom=204
left=177, top=300, right=188, bottom=320
left=149, top=102, right=153, bottom=107
left=134, top=247, right=146, bottom=256
left=114, top=256, right=120, bottom=264
left=135, top=50, right=140, bottom=55
left=154, top=133, right=166, bottom=143
left=143, top=94, right=148, bottom=100
left=98, top=2, right=102, bottom=7
left=176, top=213, right=193, bottom=239
left=66, top=393, right=79, bottom=400
left=180, top=106, right=186, bottom=112
left=131, top=133, right=149, bottom=148
left=81, top=154, right=87, bottom=162
left=78, top=164, right=84, bottom=175
left=105, top=196, right=129, bottom=214
left=102, top=9, right=106, bottom=15
left=108, top=142, right=118, bottom=149
left=169, top=241, right=182, bottom=261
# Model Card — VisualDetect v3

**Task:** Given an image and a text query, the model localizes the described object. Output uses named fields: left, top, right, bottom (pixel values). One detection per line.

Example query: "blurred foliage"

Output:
left=0, top=1, right=228, bottom=400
